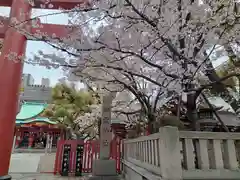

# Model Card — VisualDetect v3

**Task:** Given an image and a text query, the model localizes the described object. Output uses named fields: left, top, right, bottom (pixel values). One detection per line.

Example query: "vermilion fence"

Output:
left=54, top=139, right=122, bottom=175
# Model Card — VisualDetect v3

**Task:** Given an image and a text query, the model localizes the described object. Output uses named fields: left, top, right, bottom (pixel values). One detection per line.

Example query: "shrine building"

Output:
left=14, top=74, right=65, bottom=149
left=14, top=74, right=126, bottom=149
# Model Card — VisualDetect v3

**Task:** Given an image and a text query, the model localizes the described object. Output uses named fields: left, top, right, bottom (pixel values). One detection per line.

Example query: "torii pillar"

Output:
left=0, top=1, right=30, bottom=179
left=0, top=0, right=85, bottom=179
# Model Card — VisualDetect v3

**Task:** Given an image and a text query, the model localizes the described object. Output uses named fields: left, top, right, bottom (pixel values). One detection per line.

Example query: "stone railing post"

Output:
left=159, top=126, right=182, bottom=180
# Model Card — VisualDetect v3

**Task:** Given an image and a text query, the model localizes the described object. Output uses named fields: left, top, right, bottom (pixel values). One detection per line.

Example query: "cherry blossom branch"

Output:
left=191, top=27, right=228, bottom=79
left=124, top=0, right=198, bottom=67
left=193, top=73, right=240, bottom=99
left=95, top=40, right=179, bottom=79
left=72, top=69, right=150, bottom=113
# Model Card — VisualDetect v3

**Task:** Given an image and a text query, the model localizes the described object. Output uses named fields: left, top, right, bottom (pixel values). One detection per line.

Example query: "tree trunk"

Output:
left=186, top=109, right=199, bottom=130
left=66, top=127, right=82, bottom=140
left=204, top=55, right=239, bottom=111
left=147, top=113, right=157, bottom=134
left=186, top=92, right=200, bottom=131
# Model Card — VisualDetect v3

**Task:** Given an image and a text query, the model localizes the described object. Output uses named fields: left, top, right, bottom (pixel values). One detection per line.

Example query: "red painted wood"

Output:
left=0, top=16, right=75, bottom=39
left=83, top=141, right=87, bottom=172
left=28, top=133, right=34, bottom=148
left=16, top=126, right=62, bottom=132
left=87, top=141, right=91, bottom=172
left=69, top=142, right=74, bottom=174
left=0, top=0, right=31, bottom=176
left=53, top=139, right=122, bottom=175
left=57, top=140, right=64, bottom=174
left=53, top=140, right=61, bottom=174
left=0, top=0, right=89, bottom=10
left=90, top=141, right=94, bottom=171
left=84, top=141, right=88, bottom=172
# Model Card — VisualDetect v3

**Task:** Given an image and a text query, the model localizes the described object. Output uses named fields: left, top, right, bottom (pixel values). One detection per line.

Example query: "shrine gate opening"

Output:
left=0, top=0, right=89, bottom=179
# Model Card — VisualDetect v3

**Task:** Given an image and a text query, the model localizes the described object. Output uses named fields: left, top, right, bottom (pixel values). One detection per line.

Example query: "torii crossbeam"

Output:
left=0, top=0, right=87, bottom=179
left=0, top=0, right=88, bottom=9
left=0, top=16, right=71, bottom=39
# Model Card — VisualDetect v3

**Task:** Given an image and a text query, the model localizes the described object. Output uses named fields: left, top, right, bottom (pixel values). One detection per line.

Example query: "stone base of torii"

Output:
left=0, top=175, right=11, bottom=180
left=89, top=92, right=120, bottom=180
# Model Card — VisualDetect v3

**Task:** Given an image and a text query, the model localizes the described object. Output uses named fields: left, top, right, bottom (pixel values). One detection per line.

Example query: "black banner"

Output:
left=75, top=144, right=84, bottom=176
left=60, top=144, right=71, bottom=176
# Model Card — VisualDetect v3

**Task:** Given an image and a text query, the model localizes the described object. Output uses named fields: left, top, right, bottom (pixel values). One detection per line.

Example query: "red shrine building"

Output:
left=14, top=74, right=126, bottom=149
left=12, top=74, right=64, bottom=149
left=15, top=102, right=65, bottom=149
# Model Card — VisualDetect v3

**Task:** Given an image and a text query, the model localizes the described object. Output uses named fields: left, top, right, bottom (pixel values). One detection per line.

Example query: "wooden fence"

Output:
left=123, top=126, right=240, bottom=180
left=54, top=139, right=122, bottom=174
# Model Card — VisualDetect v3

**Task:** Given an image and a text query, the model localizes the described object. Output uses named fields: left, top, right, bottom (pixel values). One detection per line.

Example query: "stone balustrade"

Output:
left=122, top=126, right=240, bottom=180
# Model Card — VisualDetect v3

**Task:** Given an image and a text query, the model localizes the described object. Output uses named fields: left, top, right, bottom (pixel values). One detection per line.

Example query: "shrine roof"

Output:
left=16, top=117, right=57, bottom=125
left=16, top=102, right=47, bottom=120
left=16, top=102, right=57, bottom=125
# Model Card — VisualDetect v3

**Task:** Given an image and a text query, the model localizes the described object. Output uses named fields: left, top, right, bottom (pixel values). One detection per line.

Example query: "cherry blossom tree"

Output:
left=74, top=90, right=145, bottom=139
left=2, top=0, right=240, bottom=132
left=54, top=0, right=240, bottom=131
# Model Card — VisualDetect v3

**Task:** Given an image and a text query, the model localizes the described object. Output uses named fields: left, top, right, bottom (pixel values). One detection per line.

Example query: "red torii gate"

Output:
left=0, top=0, right=88, bottom=179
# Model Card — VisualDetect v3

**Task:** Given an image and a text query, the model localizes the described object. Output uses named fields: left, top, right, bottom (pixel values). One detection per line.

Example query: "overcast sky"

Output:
left=0, top=7, right=75, bottom=86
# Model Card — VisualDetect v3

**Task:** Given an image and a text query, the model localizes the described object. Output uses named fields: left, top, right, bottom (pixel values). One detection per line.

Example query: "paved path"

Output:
left=10, top=174, right=90, bottom=180
left=9, top=153, right=91, bottom=179
left=10, top=153, right=43, bottom=173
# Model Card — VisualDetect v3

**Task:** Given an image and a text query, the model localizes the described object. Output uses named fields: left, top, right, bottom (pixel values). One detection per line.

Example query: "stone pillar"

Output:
left=11, top=136, right=16, bottom=153
left=99, top=94, right=114, bottom=159
left=28, top=133, right=34, bottom=149
left=90, top=92, right=119, bottom=180
left=158, top=126, right=182, bottom=180
left=45, top=134, right=53, bottom=154
left=14, top=128, right=21, bottom=148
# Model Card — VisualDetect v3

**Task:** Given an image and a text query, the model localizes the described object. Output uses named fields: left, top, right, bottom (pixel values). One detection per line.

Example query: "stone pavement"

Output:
left=9, top=153, right=91, bottom=179
left=9, top=153, right=43, bottom=173
left=10, top=173, right=90, bottom=180
left=9, top=153, right=123, bottom=180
